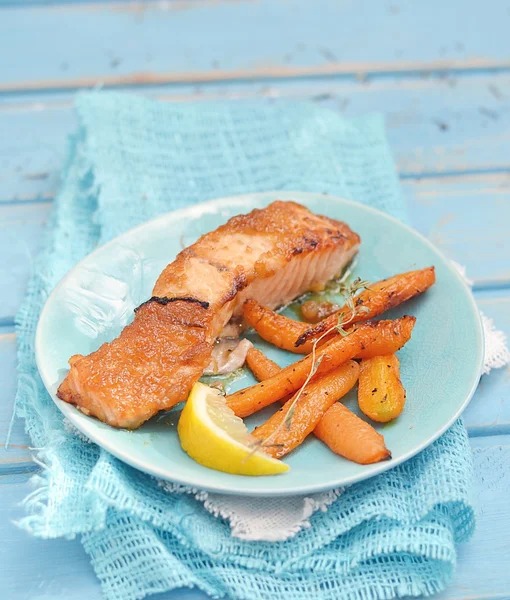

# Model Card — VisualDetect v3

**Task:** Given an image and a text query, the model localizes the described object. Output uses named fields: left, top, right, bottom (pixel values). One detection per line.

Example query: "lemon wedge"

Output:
left=178, top=382, right=289, bottom=476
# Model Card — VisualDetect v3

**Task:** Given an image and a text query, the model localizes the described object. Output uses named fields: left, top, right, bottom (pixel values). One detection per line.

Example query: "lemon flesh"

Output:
left=178, top=382, right=289, bottom=476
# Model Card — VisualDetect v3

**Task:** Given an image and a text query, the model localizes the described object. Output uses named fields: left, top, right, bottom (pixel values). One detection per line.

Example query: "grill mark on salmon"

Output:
left=135, top=296, right=211, bottom=312
left=57, top=201, right=360, bottom=429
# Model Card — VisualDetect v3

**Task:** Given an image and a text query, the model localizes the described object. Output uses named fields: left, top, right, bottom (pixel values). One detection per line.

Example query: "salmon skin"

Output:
left=57, top=201, right=360, bottom=429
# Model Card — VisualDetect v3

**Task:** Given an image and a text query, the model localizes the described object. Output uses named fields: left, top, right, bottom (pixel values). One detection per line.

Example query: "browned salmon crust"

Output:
left=57, top=201, right=360, bottom=429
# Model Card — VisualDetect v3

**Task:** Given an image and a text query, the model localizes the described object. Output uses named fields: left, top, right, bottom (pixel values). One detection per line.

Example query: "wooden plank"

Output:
left=2, top=434, right=510, bottom=600
left=0, top=326, right=31, bottom=467
left=0, top=203, right=51, bottom=325
left=2, top=73, right=510, bottom=203
left=2, top=289, right=509, bottom=468
left=434, top=434, right=510, bottom=600
left=3, top=0, right=510, bottom=92
left=406, top=174, right=510, bottom=289
left=0, top=0, right=136, bottom=6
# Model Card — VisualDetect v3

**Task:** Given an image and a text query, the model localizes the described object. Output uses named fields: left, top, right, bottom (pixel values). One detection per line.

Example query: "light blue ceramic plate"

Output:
left=36, top=192, right=484, bottom=496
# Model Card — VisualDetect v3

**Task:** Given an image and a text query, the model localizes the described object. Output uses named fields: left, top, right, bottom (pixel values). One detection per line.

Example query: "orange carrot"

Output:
left=228, top=322, right=377, bottom=417
left=227, top=317, right=414, bottom=418
left=244, top=267, right=432, bottom=355
left=252, top=361, right=360, bottom=458
left=354, top=314, right=416, bottom=359
left=358, top=354, right=406, bottom=422
left=245, top=347, right=295, bottom=404
left=314, top=403, right=391, bottom=464
left=245, top=347, right=281, bottom=381
left=243, top=299, right=309, bottom=354
left=247, top=347, right=391, bottom=464
left=296, top=266, right=435, bottom=348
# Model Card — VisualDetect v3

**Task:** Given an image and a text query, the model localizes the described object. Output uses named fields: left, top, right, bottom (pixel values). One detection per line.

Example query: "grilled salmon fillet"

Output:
left=57, top=201, right=360, bottom=429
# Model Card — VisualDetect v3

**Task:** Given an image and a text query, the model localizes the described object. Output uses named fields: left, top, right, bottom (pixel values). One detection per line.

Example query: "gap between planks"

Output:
left=0, top=72, right=508, bottom=113
left=3, top=169, right=510, bottom=205
left=4, top=59, right=510, bottom=95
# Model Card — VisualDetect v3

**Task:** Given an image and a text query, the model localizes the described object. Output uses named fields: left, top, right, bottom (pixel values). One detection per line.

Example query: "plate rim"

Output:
left=35, top=191, right=484, bottom=496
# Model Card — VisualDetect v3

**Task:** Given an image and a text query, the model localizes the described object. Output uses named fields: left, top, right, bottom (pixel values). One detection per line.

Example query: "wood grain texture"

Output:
left=406, top=174, right=510, bottom=289
left=0, top=203, right=51, bottom=325
left=2, top=434, right=510, bottom=600
left=0, top=0, right=147, bottom=6
left=0, top=327, right=25, bottom=465
left=2, top=74, right=510, bottom=202
left=2, top=0, right=510, bottom=92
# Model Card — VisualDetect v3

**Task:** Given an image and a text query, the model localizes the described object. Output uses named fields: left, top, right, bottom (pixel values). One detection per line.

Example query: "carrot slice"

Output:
left=247, top=347, right=391, bottom=464
left=314, top=403, right=391, bottom=464
left=252, top=361, right=360, bottom=458
left=296, top=266, right=435, bottom=348
left=227, top=316, right=415, bottom=418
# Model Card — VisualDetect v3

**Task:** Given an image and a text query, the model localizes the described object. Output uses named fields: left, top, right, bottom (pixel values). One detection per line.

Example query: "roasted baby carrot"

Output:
left=245, top=347, right=281, bottom=381
left=296, top=266, right=435, bottom=348
left=358, top=354, right=406, bottom=423
left=314, top=403, right=391, bottom=464
left=227, top=317, right=413, bottom=418
left=354, top=314, right=416, bottom=359
left=252, top=361, right=360, bottom=458
left=247, top=347, right=391, bottom=464
left=244, top=268, right=431, bottom=355
left=243, top=299, right=309, bottom=354
left=228, top=322, right=377, bottom=417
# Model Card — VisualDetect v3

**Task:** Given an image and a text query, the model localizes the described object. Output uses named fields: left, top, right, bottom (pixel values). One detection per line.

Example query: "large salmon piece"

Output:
left=57, top=201, right=360, bottom=429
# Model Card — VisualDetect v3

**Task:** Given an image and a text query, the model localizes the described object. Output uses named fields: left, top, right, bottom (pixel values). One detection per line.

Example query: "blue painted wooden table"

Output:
left=2, top=1, right=510, bottom=598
